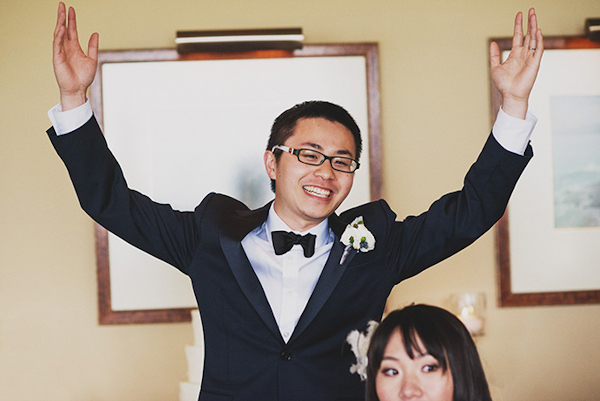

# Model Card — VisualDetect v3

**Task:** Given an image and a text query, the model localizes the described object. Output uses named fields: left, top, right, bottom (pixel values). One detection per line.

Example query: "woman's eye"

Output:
left=422, top=364, right=440, bottom=373
left=380, top=368, right=399, bottom=376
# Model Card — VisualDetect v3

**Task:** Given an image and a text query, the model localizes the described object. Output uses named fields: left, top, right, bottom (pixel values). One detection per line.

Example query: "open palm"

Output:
left=52, top=2, right=99, bottom=110
left=490, top=8, right=544, bottom=119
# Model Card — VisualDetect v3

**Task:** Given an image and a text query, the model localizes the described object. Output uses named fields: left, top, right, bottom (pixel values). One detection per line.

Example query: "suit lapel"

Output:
left=219, top=202, right=283, bottom=342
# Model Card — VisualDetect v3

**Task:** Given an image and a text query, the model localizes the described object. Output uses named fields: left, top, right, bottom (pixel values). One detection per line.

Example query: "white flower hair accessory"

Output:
left=346, top=320, right=379, bottom=381
left=339, top=216, right=375, bottom=264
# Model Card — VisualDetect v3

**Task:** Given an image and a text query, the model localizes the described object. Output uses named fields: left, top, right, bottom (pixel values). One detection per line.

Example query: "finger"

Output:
left=67, top=6, right=79, bottom=42
left=54, top=2, right=66, bottom=38
left=88, top=32, right=99, bottom=61
left=512, top=11, right=523, bottom=49
left=534, top=29, right=544, bottom=61
left=529, top=8, right=536, bottom=24
left=53, top=25, right=66, bottom=56
left=489, top=41, right=501, bottom=69
left=528, top=9, right=536, bottom=33
left=528, top=9, right=538, bottom=50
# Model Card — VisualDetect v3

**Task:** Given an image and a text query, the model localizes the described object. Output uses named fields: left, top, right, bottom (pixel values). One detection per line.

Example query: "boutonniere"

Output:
left=346, top=320, right=379, bottom=381
left=339, top=216, right=375, bottom=264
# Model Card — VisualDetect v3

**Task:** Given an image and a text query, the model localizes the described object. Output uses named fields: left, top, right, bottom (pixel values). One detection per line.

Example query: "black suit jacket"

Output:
left=48, top=116, right=532, bottom=401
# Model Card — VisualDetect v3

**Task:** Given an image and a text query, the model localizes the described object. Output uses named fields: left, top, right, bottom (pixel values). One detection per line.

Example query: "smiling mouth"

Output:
left=303, top=185, right=331, bottom=198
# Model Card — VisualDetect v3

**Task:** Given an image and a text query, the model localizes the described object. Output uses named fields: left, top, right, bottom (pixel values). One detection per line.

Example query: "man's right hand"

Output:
left=53, top=2, right=99, bottom=111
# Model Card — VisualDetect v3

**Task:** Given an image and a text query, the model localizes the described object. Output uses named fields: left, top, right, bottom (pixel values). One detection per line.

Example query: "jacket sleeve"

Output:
left=47, top=116, right=200, bottom=273
left=384, top=133, right=533, bottom=283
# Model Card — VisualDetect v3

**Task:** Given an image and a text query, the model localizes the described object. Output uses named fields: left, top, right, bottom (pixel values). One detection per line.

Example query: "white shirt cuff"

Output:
left=47, top=100, right=93, bottom=136
left=492, top=107, right=537, bottom=156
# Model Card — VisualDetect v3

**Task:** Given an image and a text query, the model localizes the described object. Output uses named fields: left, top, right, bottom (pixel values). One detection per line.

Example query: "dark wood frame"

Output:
left=490, top=36, right=600, bottom=307
left=90, top=43, right=382, bottom=324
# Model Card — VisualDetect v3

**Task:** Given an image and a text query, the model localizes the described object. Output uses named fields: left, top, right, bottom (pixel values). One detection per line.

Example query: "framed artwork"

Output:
left=490, top=36, right=600, bottom=306
left=89, top=43, right=382, bottom=323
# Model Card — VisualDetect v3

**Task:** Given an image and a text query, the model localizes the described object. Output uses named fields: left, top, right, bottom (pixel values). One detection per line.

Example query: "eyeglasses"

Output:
left=272, top=145, right=360, bottom=173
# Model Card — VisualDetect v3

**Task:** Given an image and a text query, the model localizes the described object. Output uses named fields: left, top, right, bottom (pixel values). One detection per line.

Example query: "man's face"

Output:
left=264, top=117, right=356, bottom=231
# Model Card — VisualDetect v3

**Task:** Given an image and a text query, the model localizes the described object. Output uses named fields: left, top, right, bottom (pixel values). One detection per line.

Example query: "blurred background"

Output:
left=2, top=1, right=600, bottom=400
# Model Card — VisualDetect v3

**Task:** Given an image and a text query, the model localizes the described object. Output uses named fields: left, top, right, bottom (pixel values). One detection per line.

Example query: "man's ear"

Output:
left=264, top=150, right=277, bottom=180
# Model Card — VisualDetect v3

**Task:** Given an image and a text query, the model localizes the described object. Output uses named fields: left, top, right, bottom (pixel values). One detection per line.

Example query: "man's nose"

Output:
left=313, top=158, right=336, bottom=178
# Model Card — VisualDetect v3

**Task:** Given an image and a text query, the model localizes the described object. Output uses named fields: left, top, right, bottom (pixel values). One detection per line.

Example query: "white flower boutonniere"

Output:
left=339, top=216, right=375, bottom=264
left=346, top=320, right=379, bottom=381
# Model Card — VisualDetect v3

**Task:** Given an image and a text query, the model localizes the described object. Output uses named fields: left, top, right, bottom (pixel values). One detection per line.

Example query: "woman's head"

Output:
left=366, top=304, right=491, bottom=401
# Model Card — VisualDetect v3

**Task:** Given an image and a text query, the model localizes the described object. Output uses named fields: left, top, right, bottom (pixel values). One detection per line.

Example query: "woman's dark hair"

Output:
left=266, top=100, right=362, bottom=192
left=366, top=304, right=492, bottom=401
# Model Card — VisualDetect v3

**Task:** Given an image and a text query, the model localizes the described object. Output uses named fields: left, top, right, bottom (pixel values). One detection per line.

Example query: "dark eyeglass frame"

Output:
left=271, top=145, right=360, bottom=173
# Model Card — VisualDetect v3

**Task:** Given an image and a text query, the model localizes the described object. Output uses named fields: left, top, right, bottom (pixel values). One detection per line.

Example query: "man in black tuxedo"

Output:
left=48, top=3, right=543, bottom=400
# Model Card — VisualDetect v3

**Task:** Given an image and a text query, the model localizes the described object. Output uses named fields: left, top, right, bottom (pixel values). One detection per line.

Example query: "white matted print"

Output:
left=503, top=48, right=600, bottom=295
left=90, top=45, right=381, bottom=322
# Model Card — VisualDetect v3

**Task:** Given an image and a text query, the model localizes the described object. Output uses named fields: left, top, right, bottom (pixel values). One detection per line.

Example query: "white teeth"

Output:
left=304, top=185, right=331, bottom=198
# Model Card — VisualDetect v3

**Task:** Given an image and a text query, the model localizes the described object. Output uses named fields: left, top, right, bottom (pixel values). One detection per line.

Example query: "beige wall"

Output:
left=2, top=0, right=600, bottom=400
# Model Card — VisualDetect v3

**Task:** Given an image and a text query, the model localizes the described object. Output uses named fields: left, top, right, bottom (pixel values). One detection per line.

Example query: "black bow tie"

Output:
left=271, top=231, right=316, bottom=258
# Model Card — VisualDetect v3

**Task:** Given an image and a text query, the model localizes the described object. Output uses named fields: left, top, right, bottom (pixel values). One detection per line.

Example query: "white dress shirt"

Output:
left=242, top=205, right=334, bottom=342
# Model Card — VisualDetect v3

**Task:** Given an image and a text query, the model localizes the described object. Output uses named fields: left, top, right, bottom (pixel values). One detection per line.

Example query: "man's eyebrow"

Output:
left=301, top=142, right=355, bottom=157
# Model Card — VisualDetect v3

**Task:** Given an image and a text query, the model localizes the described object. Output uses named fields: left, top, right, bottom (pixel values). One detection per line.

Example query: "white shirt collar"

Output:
left=261, top=204, right=332, bottom=248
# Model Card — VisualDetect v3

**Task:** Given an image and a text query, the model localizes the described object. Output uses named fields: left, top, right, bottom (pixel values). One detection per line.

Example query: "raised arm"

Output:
left=490, top=8, right=544, bottom=119
left=52, top=2, right=99, bottom=111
